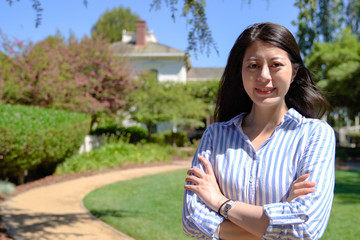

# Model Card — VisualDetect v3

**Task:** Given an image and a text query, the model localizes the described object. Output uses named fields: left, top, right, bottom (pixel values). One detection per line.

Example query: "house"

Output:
left=110, top=20, right=223, bottom=134
left=109, top=20, right=224, bottom=83
left=187, top=67, right=224, bottom=82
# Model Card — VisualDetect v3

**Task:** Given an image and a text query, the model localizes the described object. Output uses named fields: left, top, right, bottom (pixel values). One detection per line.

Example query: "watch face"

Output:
left=224, top=201, right=236, bottom=218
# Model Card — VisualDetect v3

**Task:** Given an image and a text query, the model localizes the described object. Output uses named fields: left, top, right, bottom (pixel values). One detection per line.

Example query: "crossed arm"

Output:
left=184, top=156, right=316, bottom=239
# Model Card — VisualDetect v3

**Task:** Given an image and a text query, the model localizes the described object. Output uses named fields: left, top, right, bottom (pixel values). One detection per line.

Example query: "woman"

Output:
left=182, top=22, right=335, bottom=240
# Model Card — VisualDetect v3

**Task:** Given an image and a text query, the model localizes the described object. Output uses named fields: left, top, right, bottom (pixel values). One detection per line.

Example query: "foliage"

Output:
left=55, top=142, right=175, bottom=174
left=126, top=72, right=207, bottom=137
left=306, top=29, right=360, bottom=114
left=90, top=124, right=147, bottom=144
left=8, top=0, right=360, bottom=58
left=185, top=80, right=219, bottom=114
left=6, top=0, right=218, bottom=57
left=83, top=169, right=190, bottom=240
left=163, top=130, right=188, bottom=147
left=0, top=104, right=90, bottom=184
left=293, top=0, right=360, bottom=56
left=148, top=133, right=165, bottom=145
left=151, top=0, right=217, bottom=57
left=5, top=0, right=43, bottom=27
left=336, top=147, right=360, bottom=161
left=0, top=33, right=135, bottom=125
left=91, top=6, right=140, bottom=43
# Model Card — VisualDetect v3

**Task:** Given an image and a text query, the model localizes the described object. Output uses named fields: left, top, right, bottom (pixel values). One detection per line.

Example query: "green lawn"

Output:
left=83, top=169, right=191, bottom=240
left=322, top=169, right=360, bottom=239
left=84, top=169, right=360, bottom=240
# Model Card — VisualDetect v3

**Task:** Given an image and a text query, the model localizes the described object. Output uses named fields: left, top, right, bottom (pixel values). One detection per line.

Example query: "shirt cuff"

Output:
left=214, top=224, right=220, bottom=239
left=263, top=202, right=309, bottom=225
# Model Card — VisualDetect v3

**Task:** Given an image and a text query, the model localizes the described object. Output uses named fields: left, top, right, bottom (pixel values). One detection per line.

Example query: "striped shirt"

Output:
left=182, top=108, right=335, bottom=240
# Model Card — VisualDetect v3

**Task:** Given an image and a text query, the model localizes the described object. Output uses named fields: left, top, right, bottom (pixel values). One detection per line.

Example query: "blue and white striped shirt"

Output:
left=182, top=108, right=335, bottom=240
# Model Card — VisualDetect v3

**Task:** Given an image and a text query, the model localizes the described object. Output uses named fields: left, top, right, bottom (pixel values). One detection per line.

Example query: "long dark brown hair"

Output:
left=214, top=22, right=328, bottom=122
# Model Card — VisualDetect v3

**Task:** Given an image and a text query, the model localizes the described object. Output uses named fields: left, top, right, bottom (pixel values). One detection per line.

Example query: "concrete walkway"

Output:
left=2, top=161, right=190, bottom=240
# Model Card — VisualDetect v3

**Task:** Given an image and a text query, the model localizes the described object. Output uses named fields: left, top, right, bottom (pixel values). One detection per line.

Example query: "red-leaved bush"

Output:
left=0, top=34, right=135, bottom=124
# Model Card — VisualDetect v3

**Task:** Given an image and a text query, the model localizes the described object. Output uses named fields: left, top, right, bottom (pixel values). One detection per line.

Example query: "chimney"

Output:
left=136, top=20, right=147, bottom=47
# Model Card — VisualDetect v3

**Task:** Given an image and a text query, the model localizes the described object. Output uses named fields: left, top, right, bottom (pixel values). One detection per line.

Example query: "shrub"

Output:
left=0, top=34, right=136, bottom=128
left=55, top=142, right=175, bottom=174
left=0, top=180, right=15, bottom=195
left=336, top=147, right=360, bottom=161
left=149, top=133, right=165, bottom=145
left=0, top=104, right=90, bottom=183
left=125, top=126, right=148, bottom=143
left=90, top=124, right=147, bottom=144
left=163, top=130, right=188, bottom=147
left=349, top=133, right=360, bottom=148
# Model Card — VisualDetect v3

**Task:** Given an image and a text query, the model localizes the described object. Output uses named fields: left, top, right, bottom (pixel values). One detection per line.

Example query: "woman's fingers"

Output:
left=187, top=167, right=204, bottom=178
left=186, top=156, right=214, bottom=178
left=185, top=175, right=200, bottom=185
left=293, top=173, right=310, bottom=183
left=184, top=155, right=225, bottom=210
left=292, top=187, right=316, bottom=196
left=292, top=175, right=316, bottom=192
left=293, top=180, right=316, bottom=189
left=198, top=155, right=214, bottom=174
left=287, top=174, right=316, bottom=202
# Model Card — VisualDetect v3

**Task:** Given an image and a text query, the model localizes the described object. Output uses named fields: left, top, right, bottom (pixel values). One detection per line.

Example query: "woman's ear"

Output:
left=291, top=66, right=299, bottom=82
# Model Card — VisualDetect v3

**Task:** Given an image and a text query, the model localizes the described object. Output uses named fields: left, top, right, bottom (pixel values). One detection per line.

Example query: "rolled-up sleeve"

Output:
left=263, top=122, right=335, bottom=239
left=182, top=125, right=225, bottom=240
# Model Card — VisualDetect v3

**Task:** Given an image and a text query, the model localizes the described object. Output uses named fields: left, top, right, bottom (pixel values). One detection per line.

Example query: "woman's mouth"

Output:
left=255, top=87, right=276, bottom=95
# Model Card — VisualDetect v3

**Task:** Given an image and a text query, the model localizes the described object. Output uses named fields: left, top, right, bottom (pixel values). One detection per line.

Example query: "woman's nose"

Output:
left=258, top=65, right=271, bottom=82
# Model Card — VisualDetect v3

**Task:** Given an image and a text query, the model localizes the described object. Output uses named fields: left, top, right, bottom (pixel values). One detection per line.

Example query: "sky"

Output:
left=0, top=0, right=299, bottom=68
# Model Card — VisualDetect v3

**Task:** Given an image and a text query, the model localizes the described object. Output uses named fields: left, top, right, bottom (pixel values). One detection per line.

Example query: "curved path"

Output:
left=2, top=161, right=190, bottom=240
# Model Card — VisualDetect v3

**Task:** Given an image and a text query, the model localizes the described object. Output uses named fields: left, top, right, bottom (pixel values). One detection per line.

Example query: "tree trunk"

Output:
left=146, top=123, right=152, bottom=139
left=18, top=169, right=27, bottom=185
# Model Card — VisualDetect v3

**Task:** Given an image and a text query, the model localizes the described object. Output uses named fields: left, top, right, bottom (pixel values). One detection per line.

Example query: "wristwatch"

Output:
left=222, top=200, right=237, bottom=219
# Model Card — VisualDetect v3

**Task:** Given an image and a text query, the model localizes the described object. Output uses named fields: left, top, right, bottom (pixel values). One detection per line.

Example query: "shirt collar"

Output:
left=222, top=108, right=303, bottom=128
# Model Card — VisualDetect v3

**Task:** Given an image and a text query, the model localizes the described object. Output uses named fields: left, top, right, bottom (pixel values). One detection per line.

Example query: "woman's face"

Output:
left=241, top=40, right=297, bottom=111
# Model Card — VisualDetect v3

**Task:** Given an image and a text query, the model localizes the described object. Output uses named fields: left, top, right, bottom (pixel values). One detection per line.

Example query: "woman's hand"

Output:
left=287, top=174, right=316, bottom=203
left=184, top=155, right=228, bottom=212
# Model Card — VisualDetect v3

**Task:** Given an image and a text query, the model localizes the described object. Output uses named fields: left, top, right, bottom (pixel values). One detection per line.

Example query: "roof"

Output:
left=187, top=67, right=224, bottom=81
left=110, top=41, right=187, bottom=58
left=110, top=41, right=191, bottom=69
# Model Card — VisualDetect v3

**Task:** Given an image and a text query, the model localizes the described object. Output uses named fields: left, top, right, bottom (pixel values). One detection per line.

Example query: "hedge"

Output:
left=0, top=104, right=90, bottom=184
left=55, top=142, right=175, bottom=174
left=90, top=124, right=147, bottom=144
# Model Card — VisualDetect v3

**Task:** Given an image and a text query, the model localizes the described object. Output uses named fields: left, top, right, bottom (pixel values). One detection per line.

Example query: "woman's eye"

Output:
left=248, top=63, right=258, bottom=69
left=273, top=62, right=283, bottom=67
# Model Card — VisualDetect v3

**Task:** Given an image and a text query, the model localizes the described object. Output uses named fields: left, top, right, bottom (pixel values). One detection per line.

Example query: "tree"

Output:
left=306, top=28, right=360, bottom=115
left=9, top=0, right=360, bottom=58
left=5, top=0, right=43, bottom=27
left=185, top=80, right=219, bottom=118
left=150, top=0, right=218, bottom=57
left=0, top=33, right=136, bottom=127
left=91, top=6, right=140, bottom=43
left=126, top=72, right=207, bottom=138
left=293, top=0, right=360, bottom=56
left=5, top=0, right=218, bottom=57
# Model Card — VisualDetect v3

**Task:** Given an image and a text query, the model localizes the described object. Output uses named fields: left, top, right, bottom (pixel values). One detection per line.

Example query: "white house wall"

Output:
left=131, top=58, right=187, bottom=83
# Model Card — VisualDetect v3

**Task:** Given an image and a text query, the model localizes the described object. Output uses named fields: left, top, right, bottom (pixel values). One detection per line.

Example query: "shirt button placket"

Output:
left=249, top=154, right=257, bottom=204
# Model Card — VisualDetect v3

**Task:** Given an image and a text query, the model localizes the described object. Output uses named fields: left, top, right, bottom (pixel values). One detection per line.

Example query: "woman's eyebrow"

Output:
left=244, top=57, right=258, bottom=61
left=244, top=56, right=286, bottom=62
left=270, top=56, right=286, bottom=61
